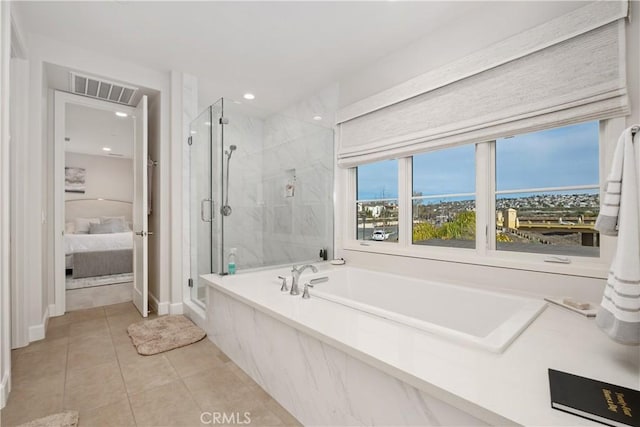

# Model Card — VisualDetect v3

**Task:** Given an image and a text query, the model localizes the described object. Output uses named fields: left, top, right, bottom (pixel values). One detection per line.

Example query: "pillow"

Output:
left=89, top=222, right=125, bottom=234
left=100, top=216, right=126, bottom=223
left=74, top=217, right=100, bottom=234
left=100, top=217, right=128, bottom=232
left=65, top=222, right=76, bottom=234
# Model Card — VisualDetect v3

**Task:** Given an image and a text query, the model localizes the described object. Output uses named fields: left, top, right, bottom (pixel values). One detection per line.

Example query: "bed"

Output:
left=65, top=199, right=134, bottom=280
left=65, top=231, right=133, bottom=278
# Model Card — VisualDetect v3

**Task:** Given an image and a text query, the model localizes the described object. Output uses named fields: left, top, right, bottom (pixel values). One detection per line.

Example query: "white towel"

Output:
left=595, top=126, right=640, bottom=345
left=595, top=132, right=624, bottom=235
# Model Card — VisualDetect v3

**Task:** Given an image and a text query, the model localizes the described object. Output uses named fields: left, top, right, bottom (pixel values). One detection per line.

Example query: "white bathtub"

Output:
left=305, top=267, right=547, bottom=353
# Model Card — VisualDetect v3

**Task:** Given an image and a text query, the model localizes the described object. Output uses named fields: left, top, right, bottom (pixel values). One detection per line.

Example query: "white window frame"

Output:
left=342, top=118, right=625, bottom=279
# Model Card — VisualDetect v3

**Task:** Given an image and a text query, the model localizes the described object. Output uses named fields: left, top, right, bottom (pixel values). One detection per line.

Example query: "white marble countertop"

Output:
left=203, top=264, right=640, bottom=426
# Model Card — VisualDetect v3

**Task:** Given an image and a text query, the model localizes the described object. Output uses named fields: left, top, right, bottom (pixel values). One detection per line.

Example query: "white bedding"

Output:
left=64, top=232, right=133, bottom=255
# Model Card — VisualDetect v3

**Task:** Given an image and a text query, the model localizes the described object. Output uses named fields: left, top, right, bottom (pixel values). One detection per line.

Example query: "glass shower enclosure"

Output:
left=189, top=98, right=334, bottom=305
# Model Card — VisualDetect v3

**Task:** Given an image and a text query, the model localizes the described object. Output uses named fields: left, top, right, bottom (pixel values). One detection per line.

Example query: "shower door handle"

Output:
left=200, top=198, right=214, bottom=222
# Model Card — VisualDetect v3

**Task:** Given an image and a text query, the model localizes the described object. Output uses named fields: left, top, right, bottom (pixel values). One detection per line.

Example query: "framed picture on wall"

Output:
left=65, top=167, right=86, bottom=193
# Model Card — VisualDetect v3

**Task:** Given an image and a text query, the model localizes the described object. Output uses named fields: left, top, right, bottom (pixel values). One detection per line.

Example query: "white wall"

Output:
left=0, top=0, right=12, bottom=410
left=335, top=1, right=640, bottom=302
left=175, top=72, right=198, bottom=318
left=64, top=152, right=133, bottom=203
left=13, top=30, right=172, bottom=335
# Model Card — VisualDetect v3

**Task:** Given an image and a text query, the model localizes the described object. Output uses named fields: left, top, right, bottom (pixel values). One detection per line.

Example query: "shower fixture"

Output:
left=221, top=145, right=237, bottom=216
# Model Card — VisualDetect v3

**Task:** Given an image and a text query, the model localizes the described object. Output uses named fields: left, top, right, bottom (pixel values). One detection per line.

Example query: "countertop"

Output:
left=203, top=264, right=640, bottom=426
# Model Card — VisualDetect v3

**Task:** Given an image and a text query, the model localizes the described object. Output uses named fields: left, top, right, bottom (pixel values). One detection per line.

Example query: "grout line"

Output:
left=105, top=307, right=139, bottom=427
left=61, top=314, right=71, bottom=412
left=179, top=375, right=204, bottom=413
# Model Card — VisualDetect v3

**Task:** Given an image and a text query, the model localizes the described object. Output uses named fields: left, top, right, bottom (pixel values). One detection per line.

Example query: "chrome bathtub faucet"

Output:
left=302, top=282, right=314, bottom=299
left=277, top=275, right=289, bottom=292
left=302, top=276, right=328, bottom=299
left=290, top=264, right=318, bottom=296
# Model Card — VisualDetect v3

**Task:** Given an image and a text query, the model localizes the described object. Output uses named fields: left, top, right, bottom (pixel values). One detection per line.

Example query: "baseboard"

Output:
left=182, top=301, right=206, bottom=330
left=149, top=293, right=170, bottom=316
left=49, top=302, right=64, bottom=318
left=28, top=305, right=49, bottom=342
left=0, top=370, right=10, bottom=409
left=157, top=301, right=170, bottom=315
left=169, top=302, right=183, bottom=315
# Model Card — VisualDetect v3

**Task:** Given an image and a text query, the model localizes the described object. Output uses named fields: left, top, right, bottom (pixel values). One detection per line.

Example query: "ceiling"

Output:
left=66, top=103, right=134, bottom=159
left=15, top=1, right=482, bottom=114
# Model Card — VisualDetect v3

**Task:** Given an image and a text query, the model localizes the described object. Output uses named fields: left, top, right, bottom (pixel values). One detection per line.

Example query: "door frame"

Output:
left=52, top=91, right=136, bottom=316
left=131, top=95, right=148, bottom=317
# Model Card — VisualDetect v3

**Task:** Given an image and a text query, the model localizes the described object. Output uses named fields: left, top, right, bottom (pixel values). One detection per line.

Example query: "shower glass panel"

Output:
left=189, top=100, right=222, bottom=306
left=189, top=97, right=334, bottom=304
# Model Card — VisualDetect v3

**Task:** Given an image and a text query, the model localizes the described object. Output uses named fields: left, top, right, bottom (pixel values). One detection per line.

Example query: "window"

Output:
left=356, top=160, right=398, bottom=243
left=495, top=122, right=600, bottom=257
left=348, top=120, right=604, bottom=265
left=412, top=145, right=476, bottom=249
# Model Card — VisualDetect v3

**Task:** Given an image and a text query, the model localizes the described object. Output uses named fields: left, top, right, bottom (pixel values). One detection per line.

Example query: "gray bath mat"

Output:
left=16, top=411, right=79, bottom=427
left=127, top=315, right=206, bottom=355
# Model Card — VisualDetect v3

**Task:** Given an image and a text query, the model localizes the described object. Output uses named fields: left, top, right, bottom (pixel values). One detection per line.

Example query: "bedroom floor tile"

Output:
left=1, top=301, right=301, bottom=427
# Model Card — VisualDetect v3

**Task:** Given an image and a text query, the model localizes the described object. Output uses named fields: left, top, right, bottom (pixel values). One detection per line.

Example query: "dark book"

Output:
left=549, top=369, right=640, bottom=427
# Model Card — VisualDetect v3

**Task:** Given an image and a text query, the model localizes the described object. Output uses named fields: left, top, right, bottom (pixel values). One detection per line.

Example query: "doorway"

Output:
left=53, top=91, right=149, bottom=317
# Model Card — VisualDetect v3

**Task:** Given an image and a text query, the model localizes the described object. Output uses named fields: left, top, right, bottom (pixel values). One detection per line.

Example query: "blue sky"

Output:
left=357, top=121, right=599, bottom=200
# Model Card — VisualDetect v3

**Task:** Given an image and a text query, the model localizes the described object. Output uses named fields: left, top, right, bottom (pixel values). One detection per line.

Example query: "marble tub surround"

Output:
left=209, top=288, right=489, bottom=426
left=203, top=265, right=640, bottom=426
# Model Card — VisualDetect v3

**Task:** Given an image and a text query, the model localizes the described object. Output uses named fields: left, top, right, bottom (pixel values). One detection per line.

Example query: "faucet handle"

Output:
left=302, top=283, right=314, bottom=299
left=277, top=276, right=289, bottom=292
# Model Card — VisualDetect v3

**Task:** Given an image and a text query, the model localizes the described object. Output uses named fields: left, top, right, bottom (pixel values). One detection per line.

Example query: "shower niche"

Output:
left=189, top=98, right=334, bottom=305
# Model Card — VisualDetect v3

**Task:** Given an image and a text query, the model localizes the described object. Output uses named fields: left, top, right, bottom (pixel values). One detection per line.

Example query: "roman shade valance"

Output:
left=336, top=1, right=630, bottom=168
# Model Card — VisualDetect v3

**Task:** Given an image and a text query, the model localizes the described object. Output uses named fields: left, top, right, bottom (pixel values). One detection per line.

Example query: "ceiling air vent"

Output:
left=70, top=72, right=138, bottom=105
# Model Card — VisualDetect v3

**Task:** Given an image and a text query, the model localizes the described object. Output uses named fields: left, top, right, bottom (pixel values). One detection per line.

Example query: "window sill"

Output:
left=342, top=240, right=608, bottom=279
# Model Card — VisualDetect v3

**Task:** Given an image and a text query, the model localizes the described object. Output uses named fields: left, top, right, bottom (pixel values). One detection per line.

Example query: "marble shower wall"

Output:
left=197, top=86, right=337, bottom=272
left=260, top=85, right=337, bottom=266
left=222, top=110, right=265, bottom=270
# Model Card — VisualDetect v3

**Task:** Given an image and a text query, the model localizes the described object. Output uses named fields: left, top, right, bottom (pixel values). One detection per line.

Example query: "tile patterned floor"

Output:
left=0, top=303, right=301, bottom=427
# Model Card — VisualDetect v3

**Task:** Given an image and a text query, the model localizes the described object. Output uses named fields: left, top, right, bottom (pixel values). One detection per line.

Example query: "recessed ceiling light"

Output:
left=313, top=115, right=323, bottom=121
left=204, top=121, right=211, bottom=126
left=243, top=93, right=255, bottom=100
left=115, top=112, right=128, bottom=118
left=102, top=147, right=112, bottom=152
left=190, top=130, right=197, bottom=135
